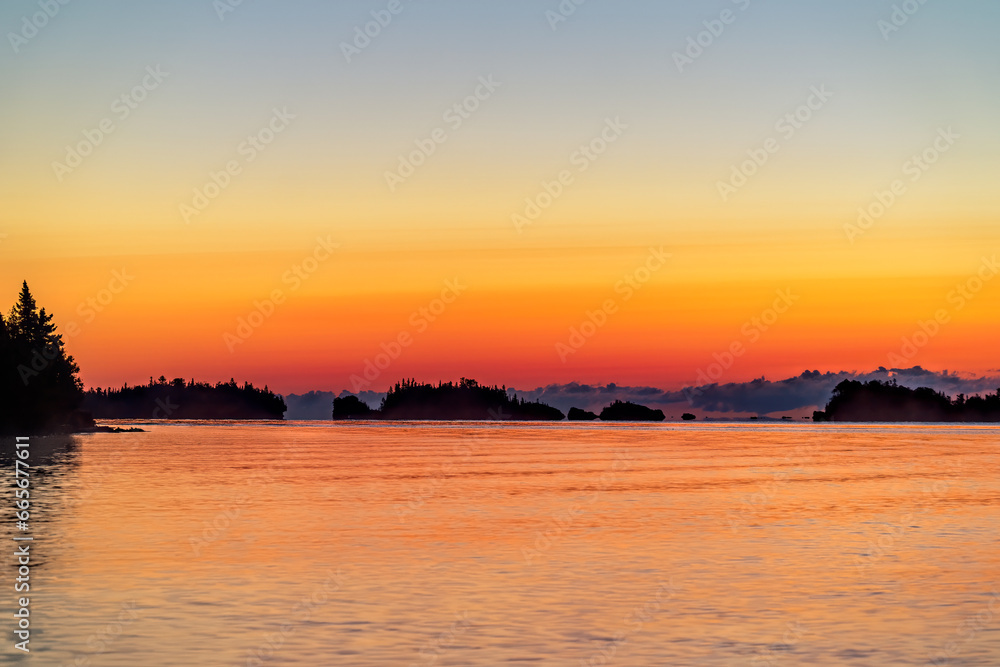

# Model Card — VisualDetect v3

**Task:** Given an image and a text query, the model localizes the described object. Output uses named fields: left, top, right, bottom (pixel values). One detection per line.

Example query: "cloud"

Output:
left=283, top=390, right=385, bottom=420
left=510, top=367, right=1000, bottom=417
left=288, top=368, right=1000, bottom=420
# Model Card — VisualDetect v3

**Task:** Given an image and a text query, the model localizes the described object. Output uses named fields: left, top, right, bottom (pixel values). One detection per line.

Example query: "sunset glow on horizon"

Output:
left=2, top=0, right=998, bottom=395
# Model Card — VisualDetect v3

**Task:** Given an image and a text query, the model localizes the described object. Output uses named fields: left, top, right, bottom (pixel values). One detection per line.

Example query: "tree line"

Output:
left=333, top=379, right=671, bottom=422
left=1, top=281, right=287, bottom=432
left=83, top=377, right=287, bottom=420
left=815, top=379, right=1000, bottom=422
left=334, top=377, right=566, bottom=421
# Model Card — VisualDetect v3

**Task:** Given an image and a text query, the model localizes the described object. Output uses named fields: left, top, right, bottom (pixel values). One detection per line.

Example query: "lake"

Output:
left=2, top=422, right=998, bottom=665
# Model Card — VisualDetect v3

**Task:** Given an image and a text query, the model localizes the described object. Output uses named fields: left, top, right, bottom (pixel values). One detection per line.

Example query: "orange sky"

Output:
left=1, top=1, right=998, bottom=394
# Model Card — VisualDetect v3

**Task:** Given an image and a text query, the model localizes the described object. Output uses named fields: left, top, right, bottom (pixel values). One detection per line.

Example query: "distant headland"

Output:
left=83, top=377, right=287, bottom=420
left=598, top=400, right=666, bottom=422
left=0, top=281, right=285, bottom=433
left=333, top=378, right=565, bottom=421
left=332, top=379, right=674, bottom=422
left=814, top=379, right=1000, bottom=422
left=6, top=280, right=1000, bottom=431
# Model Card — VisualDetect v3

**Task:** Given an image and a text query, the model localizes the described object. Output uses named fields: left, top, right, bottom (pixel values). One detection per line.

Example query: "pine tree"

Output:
left=0, top=311, right=16, bottom=427
left=6, top=281, right=39, bottom=341
left=1, top=281, right=84, bottom=433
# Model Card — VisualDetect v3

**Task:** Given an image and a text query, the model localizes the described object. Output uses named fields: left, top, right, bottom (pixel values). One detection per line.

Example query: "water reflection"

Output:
left=0, top=424, right=996, bottom=665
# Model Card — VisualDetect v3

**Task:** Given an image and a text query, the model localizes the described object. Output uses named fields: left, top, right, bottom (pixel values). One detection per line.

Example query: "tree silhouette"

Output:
left=599, top=400, right=666, bottom=422
left=567, top=407, right=599, bottom=421
left=83, top=377, right=286, bottom=419
left=1, top=281, right=85, bottom=433
left=333, top=378, right=564, bottom=421
left=816, top=379, right=1000, bottom=422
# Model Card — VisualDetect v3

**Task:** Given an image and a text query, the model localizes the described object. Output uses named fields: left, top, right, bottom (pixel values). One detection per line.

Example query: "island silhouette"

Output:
left=6, top=280, right=1000, bottom=431
left=83, top=377, right=287, bottom=420
left=567, top=407, right=599, bottom=421
left=814, top=379, right=1000, bottom=422
left=598, top=400, right=666, bottom=422
left=331, top=386, right=679, bottom=422
left=333, top=378, right=565, bottom=421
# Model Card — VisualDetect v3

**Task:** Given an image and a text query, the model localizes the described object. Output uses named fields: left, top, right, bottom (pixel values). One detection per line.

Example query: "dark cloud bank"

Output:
left=283, top=367, right=1000, bottom=420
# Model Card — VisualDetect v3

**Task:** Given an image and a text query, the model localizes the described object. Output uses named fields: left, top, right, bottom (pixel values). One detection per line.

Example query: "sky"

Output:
left=1, top=0, right=998, bottom=396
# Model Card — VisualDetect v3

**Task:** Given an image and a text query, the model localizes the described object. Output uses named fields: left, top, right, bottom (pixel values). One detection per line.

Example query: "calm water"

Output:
left=2, top=422, right=999, bottom=665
